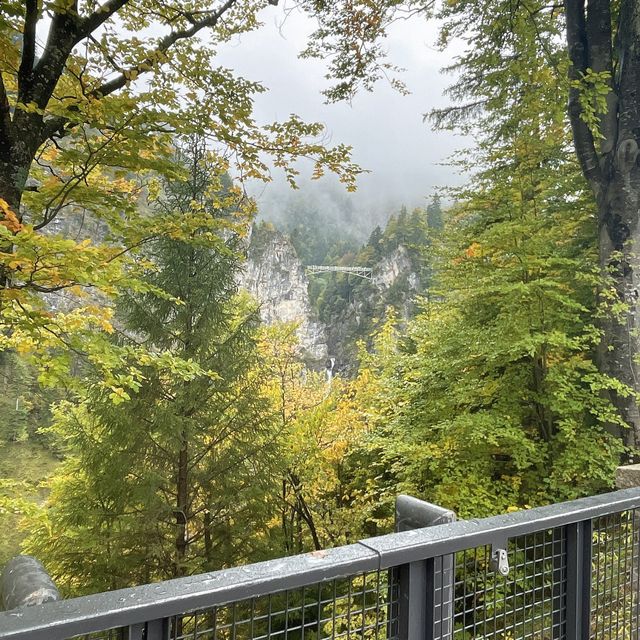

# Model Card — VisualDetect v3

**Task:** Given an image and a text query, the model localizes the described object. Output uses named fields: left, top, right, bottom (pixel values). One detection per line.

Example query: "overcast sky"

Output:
left=216, top=7, right=466, bottom=222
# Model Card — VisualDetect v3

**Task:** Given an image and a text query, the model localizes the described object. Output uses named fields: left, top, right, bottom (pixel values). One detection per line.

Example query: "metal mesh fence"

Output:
left=443, top=527, right=567, bottom=640
left=50, top=507, right=640, bottom=640
left=590, top=509, right=640, bottom=640
left=169, top=571, right=398, bottom=640
left=69, top=571, right=399, bottom=640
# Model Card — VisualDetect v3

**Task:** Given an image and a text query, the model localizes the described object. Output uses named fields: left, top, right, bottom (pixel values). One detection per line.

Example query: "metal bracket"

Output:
left=490, top=547, right=510, bottom=576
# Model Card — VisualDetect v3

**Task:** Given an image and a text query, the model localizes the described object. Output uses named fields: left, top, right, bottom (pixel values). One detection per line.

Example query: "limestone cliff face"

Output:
left=372, top=245, right=420, bottom=295
left=240, top=226, right=328, bottom=364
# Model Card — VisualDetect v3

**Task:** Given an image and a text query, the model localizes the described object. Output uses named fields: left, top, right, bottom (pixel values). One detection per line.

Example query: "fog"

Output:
left=216, top=7, right=466, bottom=235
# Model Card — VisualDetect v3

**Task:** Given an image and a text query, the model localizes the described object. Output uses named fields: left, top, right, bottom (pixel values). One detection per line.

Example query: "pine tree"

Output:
left=24, top=139, right=278, bottom=594
left=426, top=196, right=443, bottom=232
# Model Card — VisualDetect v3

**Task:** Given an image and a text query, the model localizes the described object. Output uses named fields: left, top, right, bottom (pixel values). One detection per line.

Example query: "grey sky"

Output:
left=216, top=7, right=466, bottom=225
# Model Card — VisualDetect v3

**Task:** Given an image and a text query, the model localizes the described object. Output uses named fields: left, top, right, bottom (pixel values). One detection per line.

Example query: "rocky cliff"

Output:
left=240, top=223, right=424, bottom=370
left=372, top=245, right=420, bottom=296
left=239, top=225, right=329, bottom=364
left=321, top=245, right=423, bottom=371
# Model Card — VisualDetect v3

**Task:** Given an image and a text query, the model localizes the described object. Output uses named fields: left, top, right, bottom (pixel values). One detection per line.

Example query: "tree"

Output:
left=426, top=195, right=443, bottom=232
left=0, top=0, right=371, bottom=214
left=424, top=0, right=640, bottom=443
left=258, top=322, right=375, bottom=552
left=258, top=323, right=329, bottom=553
left=0, top=0, right=383, bottom=380
left=344, top=176, right=624, bottom=519
left=562, top=0, right=640, bottom=445
left=304, top=0, right=640, bottom=443
left=333, top=17, right=626, bottom=519
left=24, top=140, right=278, bottom=593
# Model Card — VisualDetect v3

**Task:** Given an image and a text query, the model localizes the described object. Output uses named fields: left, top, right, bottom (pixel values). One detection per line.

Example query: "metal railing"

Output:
left=306, top=266, right=373, bottom=280
left=1, top=488, right=640, bottom=640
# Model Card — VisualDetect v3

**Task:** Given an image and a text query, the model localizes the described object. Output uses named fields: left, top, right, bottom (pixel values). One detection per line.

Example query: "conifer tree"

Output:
left=24, top=139, right=278, bottom=594
left=426, top=196, right=443, bottom=232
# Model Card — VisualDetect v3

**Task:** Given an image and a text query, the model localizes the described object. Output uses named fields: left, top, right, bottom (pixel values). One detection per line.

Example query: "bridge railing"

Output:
left=1, top=488, right=640, bottom=640
left=305, top=266, right=373, bottom=280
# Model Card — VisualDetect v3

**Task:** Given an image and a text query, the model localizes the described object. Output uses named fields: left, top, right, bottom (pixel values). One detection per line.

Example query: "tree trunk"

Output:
left=597, top=150, right=640, bottom=447
left=532, top=352, right=553, bottom=443
left=0, top=153, right=26, bottom=215
left=174, top=435, right=189, bottom=577
left=0, top=142, right=34, bottom=290
left=203, top=510, right=213, bottom=566
left=565, top=0, right=640, bottom=446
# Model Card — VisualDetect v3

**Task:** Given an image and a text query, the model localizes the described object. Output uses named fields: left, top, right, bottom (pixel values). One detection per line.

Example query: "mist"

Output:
left=216, top=6, right=467, bottom=236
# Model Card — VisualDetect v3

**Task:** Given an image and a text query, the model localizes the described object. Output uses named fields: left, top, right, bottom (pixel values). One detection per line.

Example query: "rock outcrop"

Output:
left=372, top=245, right=420, bottom=295
left=240, top=225, right=328, bottom=364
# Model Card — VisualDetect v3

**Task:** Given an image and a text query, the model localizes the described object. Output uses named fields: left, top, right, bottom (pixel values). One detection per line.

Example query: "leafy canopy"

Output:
left=1, top=0, right=407, bottom=380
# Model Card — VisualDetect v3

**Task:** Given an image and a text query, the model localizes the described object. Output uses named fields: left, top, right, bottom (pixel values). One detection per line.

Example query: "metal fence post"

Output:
left=144, top=618, right=170, bottom=639
left=616, top=464, right=640, bottom=639
left=395, top=496, right=456, bottom=640
left=126, top=623, right=144, bottom=640
left=551, top=529, right=565, bottom=640
left=566, top=519, right=592, bottom=640
left=397, top=560, right=429, bottom=640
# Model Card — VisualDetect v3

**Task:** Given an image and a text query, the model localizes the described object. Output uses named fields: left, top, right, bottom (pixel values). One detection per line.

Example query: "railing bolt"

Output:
left=490, top=548, right=509, bottom=576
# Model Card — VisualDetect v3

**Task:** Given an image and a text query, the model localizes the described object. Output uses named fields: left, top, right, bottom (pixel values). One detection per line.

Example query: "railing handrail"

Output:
left=2, top=486, right=640, bottom=640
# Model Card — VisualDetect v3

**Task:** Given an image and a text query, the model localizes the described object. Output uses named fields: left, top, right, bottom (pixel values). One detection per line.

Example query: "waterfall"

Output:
left=325, top=357, right=336, bottom=384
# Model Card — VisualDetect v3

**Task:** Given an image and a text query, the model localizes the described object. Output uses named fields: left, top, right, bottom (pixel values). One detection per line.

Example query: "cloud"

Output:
left=216, top=7, right=467, bottom=227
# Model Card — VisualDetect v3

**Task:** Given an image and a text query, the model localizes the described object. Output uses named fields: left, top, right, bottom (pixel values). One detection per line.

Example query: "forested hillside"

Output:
left=0, top=0, right=637, bottom=603
left=244, top=199, right=438, bottom=370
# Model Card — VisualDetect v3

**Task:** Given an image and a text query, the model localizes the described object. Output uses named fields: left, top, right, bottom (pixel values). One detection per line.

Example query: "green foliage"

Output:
left=0, top=442, right=59, bottom=567
left=426, top=195, right=443, bottom=232
left=258, top=321, right=396, bottom=550
left=0, top=351, right=61, bottom=446
left=0, top=0, right=631, bottom=599
left=23, top=142, right=279, bottom=594
left=571, top=69, right=613, bottom=140
left=328, top=3, right=626, bottom=525
left=0, top=1, right=372, bottom=391
left=299, top=0, right=431, bottom=101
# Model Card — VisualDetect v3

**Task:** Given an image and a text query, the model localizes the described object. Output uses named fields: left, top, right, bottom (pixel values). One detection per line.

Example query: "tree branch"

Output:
left=78, top=0, right=132, bottom=40
left=36, top=0, right=238, bottom=145
left=31, top=0, right=241, bottom=149
left=19, top=7, right=79, bottom=109
left=18, top=0, right=38, bottom=85
left=564, top=0, right=604, bottom=190
left=90, top=0, right=239, bottom=99
left=39, top=116, right=69, bottom=145
left=0, top=73, right=12, bottom=148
